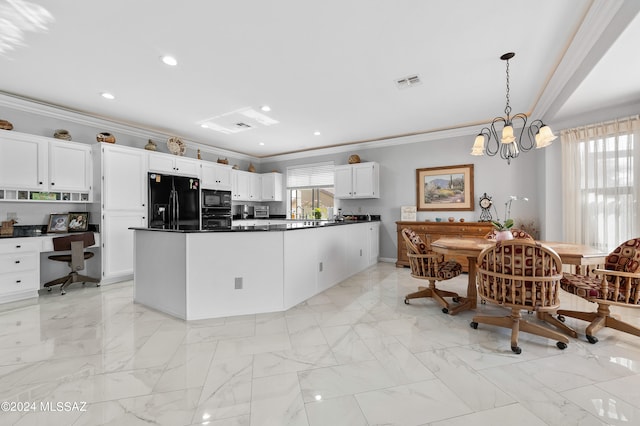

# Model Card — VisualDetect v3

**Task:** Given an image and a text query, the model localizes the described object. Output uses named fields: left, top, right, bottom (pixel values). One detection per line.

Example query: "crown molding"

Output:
left=261, top=125, right=478, bottom=163
left=0, top=91, right=258, bottom=162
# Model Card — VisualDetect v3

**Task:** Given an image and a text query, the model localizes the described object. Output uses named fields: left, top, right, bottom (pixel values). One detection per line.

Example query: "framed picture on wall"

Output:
left=416, top=164, right=474, bottom=211
left=47, top=214, right=69, bottom=233
left=68, top=212, right=89, bottom=232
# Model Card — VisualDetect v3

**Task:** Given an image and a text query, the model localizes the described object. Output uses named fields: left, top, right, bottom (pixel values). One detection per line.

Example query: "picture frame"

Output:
left=48, top=213, right=69, bottom=233
left=68, top=212, right=89, bottom=232
left=416, top=164, right=474, bottom=211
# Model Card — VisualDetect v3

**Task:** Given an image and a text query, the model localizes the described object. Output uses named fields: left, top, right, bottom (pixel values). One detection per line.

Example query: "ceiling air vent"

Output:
left=199, top=107, right=279, bottom=134
left=395, top=74, right=421, bottom=89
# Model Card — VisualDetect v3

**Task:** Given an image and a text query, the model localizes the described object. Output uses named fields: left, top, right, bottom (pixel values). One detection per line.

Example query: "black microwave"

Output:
left=202, top=189, right=231, bottom=208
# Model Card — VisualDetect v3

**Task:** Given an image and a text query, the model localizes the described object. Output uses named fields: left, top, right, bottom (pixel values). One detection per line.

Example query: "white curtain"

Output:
left=561, top=115, right=640, bottom=252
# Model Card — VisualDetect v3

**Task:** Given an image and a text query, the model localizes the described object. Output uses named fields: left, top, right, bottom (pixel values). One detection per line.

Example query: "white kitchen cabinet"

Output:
left=100, top=144, right=147, bottom=211
left=0, top=132, right=47, bottom=190
left=368, top=222, right=380, bottom=265
left=49, top=141, right=92, bottom=193
left=102, top=213, right=146, bottom=280
left=0, top=131, right=92, bottom=199
left=0, top=239, right=40, bottom=303
left=261, top=172, right=283, bottom=201
left=232, top=170, right=261, bottom=201
left=94, top=143, right=148, bottom=283
left=334, top=162, right=379, bottom=199
left=149, top=151, right=200, bottom=177
left=201, top=162, right=232, bottom=190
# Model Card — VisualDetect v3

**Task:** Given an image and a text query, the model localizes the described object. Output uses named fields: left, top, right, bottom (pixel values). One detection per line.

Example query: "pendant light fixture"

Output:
left=470, top=52, right=557, bottom=164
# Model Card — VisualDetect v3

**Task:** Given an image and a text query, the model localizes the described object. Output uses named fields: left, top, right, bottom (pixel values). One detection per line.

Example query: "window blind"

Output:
left=286, top=162, right=334, bottom=188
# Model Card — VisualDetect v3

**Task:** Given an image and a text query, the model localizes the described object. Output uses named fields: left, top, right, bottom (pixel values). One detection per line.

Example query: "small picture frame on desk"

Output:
left=68, top=212, right=89, bottom=232
left=48, top=214, right=69, bottom=233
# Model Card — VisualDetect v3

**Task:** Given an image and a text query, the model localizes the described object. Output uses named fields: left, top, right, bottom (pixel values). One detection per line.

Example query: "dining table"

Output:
left=429, top=237, right=609, bottom=315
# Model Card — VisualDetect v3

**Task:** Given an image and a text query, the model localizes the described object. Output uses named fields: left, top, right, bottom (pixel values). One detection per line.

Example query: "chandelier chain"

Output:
left=504, top=58, right=511, bottom=118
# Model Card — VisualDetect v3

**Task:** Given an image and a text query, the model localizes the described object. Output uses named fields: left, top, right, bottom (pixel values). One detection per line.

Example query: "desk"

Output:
left=430, top=237, right=608, bottom=315
left=0, top=233, right=100, bottom=304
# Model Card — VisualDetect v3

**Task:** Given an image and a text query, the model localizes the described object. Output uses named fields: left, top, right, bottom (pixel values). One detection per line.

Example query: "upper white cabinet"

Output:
left=232, top=170, right=261, bottom=201
left=201, top=162, right=232, bottom=190
left=0, top=130, right=92, bottom=200
left=0, top=132, right=47, bottom=190
left=261, top=172, right=283, bottom=201
left=100, top=144, right=147, bottom=211
left=334, top=162, right=379, bottom=199
left=49, top=142, right=92, bottom=192
left=148, top=151, right=200, bottom=177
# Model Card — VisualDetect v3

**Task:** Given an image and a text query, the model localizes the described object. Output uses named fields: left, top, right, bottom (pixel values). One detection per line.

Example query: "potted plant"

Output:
left=491, top=196, right=528, bottom=241
left=313, top=208, right=322, bottom=220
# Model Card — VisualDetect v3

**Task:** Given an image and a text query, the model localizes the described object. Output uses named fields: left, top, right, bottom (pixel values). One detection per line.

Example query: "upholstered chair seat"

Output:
left=557, top=238, right=640, bottom=343
left=402, top=228, right=465, bottom=314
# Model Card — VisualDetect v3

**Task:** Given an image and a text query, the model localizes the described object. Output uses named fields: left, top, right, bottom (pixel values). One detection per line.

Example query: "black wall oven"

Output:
left=201, top=189, right=232, bottom=230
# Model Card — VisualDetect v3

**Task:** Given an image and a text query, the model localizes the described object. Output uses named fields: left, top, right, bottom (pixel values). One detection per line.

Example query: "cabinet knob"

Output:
left=16, top=280, right=21, bottom=284
left=16, top=245, right=21, bottom=248
left=51, top=182, right=55, bottom=186
left=15, top=260, right=20, bottom=264
left=39, top=181, right=43, bottom=185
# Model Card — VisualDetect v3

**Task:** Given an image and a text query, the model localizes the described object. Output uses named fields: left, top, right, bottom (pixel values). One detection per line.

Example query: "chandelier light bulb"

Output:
left=470, top=134, right=485, bottom=155
left=535, top=125, right=557, bottom=148
left=501, top=125, right=515, bottom=144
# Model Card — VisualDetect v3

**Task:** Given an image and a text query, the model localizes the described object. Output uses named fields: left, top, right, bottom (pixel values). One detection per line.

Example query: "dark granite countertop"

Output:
left=0, top=224, right=99, bottom=239
left=131, top=219, right=380, bottom=233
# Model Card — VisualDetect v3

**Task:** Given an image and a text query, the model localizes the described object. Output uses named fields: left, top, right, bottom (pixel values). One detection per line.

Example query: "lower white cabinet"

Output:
left=102, top=213, right=146, bottom=282
left=0, top=239, right=40, bottom=303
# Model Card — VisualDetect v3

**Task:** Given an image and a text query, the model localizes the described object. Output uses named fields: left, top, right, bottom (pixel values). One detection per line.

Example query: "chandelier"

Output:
left=470, top=52, right=557, bottom=165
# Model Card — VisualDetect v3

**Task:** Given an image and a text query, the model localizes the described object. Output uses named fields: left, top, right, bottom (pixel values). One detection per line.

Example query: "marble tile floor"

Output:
left=1, top=262, right=640, bottom=425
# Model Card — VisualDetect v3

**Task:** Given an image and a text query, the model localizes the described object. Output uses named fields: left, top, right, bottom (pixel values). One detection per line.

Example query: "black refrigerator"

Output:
left=148, top=172, right=200, bottom=230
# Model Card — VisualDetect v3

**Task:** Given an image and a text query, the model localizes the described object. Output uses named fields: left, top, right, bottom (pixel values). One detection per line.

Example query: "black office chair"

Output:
left=44, top=233, right=100, bottom=295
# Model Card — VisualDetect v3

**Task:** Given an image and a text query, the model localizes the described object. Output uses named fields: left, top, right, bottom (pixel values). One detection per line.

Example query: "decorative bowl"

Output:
left=348, top=154, right=361, bottom=164
left=97, top=132, right=116, bottom=143
left=54, top=129, right=72, bottom=141
left=0, top=119, right=13, bottom=130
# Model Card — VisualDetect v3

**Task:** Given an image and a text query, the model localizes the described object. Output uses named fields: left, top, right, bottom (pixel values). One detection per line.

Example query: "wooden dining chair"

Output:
left=470, top=240, right=570, bottom=354
left=401, top=228, right=463, bottom=314
left=557, top=238, right=640, bottom=343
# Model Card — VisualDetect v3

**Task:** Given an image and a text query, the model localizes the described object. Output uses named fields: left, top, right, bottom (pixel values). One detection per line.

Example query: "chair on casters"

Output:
left=44, top=233, right=100, bottom=295
left=401, top=228, right=464, bottom=314
left=557, top=238, right=640, bottom=344
left=470, top=240, right=570, bottom=354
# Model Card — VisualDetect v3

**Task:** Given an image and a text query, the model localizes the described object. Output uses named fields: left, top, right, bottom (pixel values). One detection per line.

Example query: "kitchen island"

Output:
left=132, top=221, right=379, bottom=320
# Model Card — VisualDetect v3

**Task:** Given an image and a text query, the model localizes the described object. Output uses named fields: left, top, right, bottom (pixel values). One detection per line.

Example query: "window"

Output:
left=287, top=162, right=334, bottom=219
left=562, top=116, right=640, bottom=251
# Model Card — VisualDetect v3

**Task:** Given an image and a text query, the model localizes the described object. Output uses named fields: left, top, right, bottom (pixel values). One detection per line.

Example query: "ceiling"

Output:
left=1, top=0, right=639, bottom=158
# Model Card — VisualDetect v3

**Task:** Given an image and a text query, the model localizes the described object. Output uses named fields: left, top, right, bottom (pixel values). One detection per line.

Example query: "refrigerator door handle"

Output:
left=175, top=190, right=180, bottom=228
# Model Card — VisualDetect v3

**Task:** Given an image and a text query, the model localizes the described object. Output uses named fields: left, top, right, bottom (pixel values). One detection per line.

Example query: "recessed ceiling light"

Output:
left=200, top=124, right=208, bottom=128
left=260, top=105, right=271, bottom=112
left=101, top=92, right=115, bottom=100
left=313, top=131, right=321, bottom=136
left=161, top=55, right=178, bottom=66
left=259, top=142, right=265, bottom=146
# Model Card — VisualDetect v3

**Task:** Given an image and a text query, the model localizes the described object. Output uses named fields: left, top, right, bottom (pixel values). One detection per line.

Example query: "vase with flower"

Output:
left=491, top=195, right=528, bottom=241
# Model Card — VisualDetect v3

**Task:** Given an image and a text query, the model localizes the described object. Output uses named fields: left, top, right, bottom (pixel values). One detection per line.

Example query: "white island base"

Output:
left=133, top=222, right=379, bottom=320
